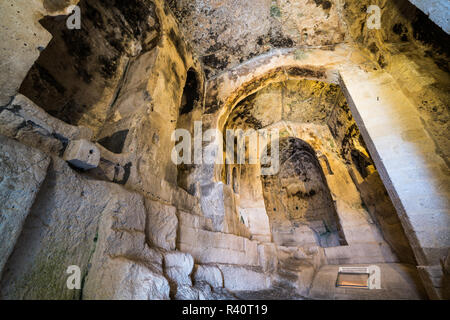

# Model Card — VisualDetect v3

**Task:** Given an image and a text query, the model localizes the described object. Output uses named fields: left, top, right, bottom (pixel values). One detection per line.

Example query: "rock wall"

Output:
left=262, top=138, right=344, bottom=248
left=0, top=155, right=166, bottom=300
left=408, top=0, right=450, bottom=34
left=327, top=87, right=417, bottom=265
left=19, top=0, right=161, bottom=131
left=0, top=0, right=80, bottom=106
left=170, top=0, right=450, bottom=171
left=168, top=0, right=346, bottom=78
left=0, top=136, right=50, bottom=278
left=0, top=0, right=210, bottom=300
left=0, top=0, right=446, bottom=300
left=343, top=0, right=450, bottom=167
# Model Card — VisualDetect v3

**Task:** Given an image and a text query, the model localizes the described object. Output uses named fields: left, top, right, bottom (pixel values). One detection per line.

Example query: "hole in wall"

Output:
left=175, top=68, right=203, bottom=196
left=97, top=129, right=129, bottom=154
left=179, top=68, right=200, bottom=115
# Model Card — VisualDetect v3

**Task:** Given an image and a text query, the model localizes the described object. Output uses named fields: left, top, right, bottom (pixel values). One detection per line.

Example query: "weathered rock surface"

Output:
left=217, top=265, right=272, bottom=292
left=272, top=259, right=315, bottom=297
left=144, top=199, right=178, bottom=251
left=63, top=139, right=100, bottom=170
left=324, top=243, right=399, bottom=265
left=82, top=178, right=168, bottom=300
left=409, top=0, right=449, bottom=34
left=444, top=253, right=450, bottom=275
left=178, top=226, right=259, bottom=266
left=341, top=67, right=450, bottom=271
left=0, top=94, right=92, bottom=156
left=200, top=182, right=227, bottom=232
left=175, top=282, right=236, bottom=300
left=417, top=264, right=450, bottom=300
left=17, top=0, right=161, bottom=131
left=0, top=135, right=50, bottom=277
left=84, top=259, right=170, bottom=300
left=0, top=0, right=448, bottom=302
left=0, top=0, right=79, bottom=105
left=193, top=265, right=224, bottom=288
left=344, top=0, right=450, bottom=166
left=164, top=251, right=195, bottom=293
left=258, top=243, right=278, bottom=272
left=169, top=0, right=346, bottom=78
left=0, top=156, right=164, bottom=300
left=177, top=210, right=213, bottom=231
left=174, top=284, right=202, bottom=300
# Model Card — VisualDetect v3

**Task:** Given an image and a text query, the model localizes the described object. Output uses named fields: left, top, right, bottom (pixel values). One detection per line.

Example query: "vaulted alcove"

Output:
left=1, top=0, right=447, bottom=301
left=261, top=137, right=347, bottom=247
left=176, top=67, right=203, bottom=195
left=219, top=78, right=416, bottom=264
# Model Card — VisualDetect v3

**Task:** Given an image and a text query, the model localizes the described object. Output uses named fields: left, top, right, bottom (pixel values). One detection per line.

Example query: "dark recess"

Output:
left=179, top=69, right=200, bottom=115
left=97, top=129, right=129, bottom=154
left=411, top=6, right=450, bottom=56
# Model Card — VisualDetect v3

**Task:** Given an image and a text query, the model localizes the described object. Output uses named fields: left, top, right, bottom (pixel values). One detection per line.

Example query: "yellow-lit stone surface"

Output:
left=0, top=0, right=448, bottom=300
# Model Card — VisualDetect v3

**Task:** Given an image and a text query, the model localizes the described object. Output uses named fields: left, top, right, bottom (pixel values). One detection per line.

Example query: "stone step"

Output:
left=273, top=261, right=316, bottom=297
left=177, top=211, right=213, bottom=231
left=177, top=226, right=259, bottom=266
left=216, top=265, right=272, bottom=292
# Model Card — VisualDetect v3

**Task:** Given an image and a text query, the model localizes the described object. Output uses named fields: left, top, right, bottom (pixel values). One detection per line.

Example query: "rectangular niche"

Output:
left=336, top=267, right=370, bottom=289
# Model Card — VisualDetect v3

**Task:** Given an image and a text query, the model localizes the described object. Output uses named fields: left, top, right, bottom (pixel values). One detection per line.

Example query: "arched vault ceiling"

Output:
left=225, top=79, right=345, bottom=131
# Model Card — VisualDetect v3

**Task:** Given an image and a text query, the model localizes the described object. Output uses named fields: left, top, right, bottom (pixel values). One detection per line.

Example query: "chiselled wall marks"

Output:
left=343, top=0, right=450, bottom=167
left=0, top=0, right=447, bottom=300
left=0, top=0, right=208, bottom=300
left=261, top=137, right=345, bottom=248
left=19, top=0, right=162, bottom=131
left=168, top=0, right=346, bottom=78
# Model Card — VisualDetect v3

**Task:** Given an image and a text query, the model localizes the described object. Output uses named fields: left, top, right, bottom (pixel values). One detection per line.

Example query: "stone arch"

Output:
left=261, top=136, right=347, bottom=248
left=196, top=50, right=348, bottom=235
left=198, top=53, right=420, bottom=266
left=198, top=48, right=352, bottom=188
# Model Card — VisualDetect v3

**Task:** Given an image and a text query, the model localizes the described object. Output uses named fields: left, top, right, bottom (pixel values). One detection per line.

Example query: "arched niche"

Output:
left=261, top=137, right=347, bottom=248
left=179, top=68, right=201, bottom=116
left=197, top=52, right=417, bottom=268
left=176, top=67, right=204, bottom=195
